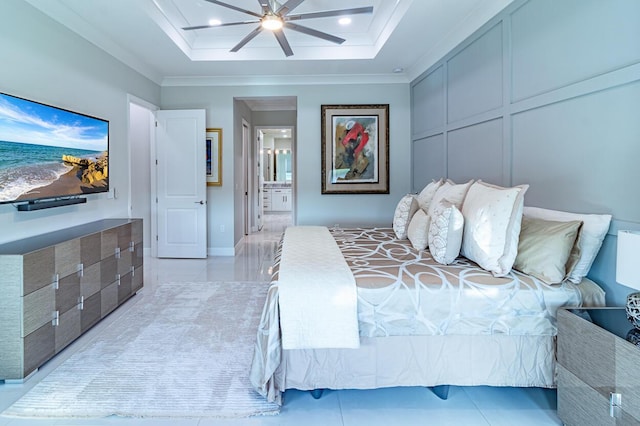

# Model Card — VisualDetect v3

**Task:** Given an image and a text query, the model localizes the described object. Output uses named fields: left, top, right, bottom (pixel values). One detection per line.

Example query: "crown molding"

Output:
left=161, top=73, right=410, bottom=87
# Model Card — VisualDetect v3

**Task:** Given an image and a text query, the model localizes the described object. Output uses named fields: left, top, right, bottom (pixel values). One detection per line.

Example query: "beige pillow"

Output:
left=417, top=179, right=444, bottom=212
left=407, top=209, right=431, bottom=251
left=428, top=200, right=464, bottom=265
left=393, top=194, right=419, bottom=239
left=522, top=207, right=612, bottom=283
left=461, top=181, right=529, bottom=277
left=513, top=217, right=583, bottom=284
left=427, top=179, right=474, bottom=218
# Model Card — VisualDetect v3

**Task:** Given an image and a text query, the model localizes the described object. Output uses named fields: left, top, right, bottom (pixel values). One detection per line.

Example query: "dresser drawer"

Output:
left=80, top=232, right=102, bottom=267
left=23, top=322, right=55, bottom=377
left=55, top=239, right=81, bottom=279
left=23, top=247, right=55, bottom=296
left=22, top=284, right=55, bottom=337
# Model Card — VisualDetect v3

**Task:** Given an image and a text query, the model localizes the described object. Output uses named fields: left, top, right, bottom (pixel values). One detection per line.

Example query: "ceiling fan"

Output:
left=182, top=0, right=374, bottom=57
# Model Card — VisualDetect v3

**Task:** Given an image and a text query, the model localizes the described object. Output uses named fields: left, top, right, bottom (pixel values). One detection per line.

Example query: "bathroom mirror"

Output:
left=261, top=131, right=292, bottom=182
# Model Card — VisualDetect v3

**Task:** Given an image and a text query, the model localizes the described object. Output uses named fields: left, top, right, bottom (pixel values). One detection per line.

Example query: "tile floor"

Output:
left=0, top=213, right=562, bottom=425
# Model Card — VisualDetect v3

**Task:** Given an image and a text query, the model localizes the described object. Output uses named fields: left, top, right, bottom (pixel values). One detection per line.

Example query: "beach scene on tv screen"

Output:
left=0, top=93, right=109, bottom=203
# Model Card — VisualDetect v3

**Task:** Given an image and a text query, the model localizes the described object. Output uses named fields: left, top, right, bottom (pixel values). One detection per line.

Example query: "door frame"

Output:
left=253, top=125, right=295, bottom=230
left=127, top=94, right=158, bottom=257
left=243, top=119, right=251, bottom=235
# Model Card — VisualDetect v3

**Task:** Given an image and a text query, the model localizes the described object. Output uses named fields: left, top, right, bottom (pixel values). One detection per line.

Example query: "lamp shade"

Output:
left=616, top=230, right=640, bottom=291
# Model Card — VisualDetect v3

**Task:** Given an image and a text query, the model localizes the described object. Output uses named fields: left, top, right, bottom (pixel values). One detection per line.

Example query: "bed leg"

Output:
left=310, top=389, right=324, bottom=399
left=429, top=385, right=450, bottom=400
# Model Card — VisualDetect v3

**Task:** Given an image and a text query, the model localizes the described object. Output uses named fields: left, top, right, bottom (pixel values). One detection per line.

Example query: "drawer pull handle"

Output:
left=610, top=392, right=622, bottom=418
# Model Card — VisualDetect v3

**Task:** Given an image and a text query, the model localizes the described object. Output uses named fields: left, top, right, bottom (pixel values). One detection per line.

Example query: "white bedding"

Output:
left=278, top=226, right=359, bottom=349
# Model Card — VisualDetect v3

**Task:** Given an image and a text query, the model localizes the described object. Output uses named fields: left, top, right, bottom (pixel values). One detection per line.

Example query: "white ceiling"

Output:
left=23, top=0, right=513, bottom=86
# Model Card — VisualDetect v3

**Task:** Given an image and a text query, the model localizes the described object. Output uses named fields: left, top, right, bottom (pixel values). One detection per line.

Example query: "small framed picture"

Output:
left=206, top=128, right=222, bottom=186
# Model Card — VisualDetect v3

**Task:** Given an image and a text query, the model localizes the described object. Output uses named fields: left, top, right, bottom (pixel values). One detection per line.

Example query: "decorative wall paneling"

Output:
left=410, top=0, right=640, bottom=305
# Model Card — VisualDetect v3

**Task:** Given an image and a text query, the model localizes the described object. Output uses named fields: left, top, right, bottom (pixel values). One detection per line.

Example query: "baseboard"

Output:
left=208, top=247, right=234, bottom=256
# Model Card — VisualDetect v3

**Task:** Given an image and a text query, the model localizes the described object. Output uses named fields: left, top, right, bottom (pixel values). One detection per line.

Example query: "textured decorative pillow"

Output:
left=407, top=209, right=431, bottom=251
left=513, top=216, right=583, bottom=284
left=428, top=200, right=464, bottom=265
left=393, top=194, right=419, bottom=239
left=417, top=179, right=444, bottom=212
left=522, top=206, right=612, bottom=283
left=461, top=181, right=529, bottom=277
left=427, top=179, right=474, bottom=218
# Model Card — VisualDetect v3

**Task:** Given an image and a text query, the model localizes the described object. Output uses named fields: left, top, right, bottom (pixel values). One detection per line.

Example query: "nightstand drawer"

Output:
left=557, top=309, right=616, bottom=397
left=558, top=366, right=615, bottom=426
left=558, top=308, right=640, bottom=425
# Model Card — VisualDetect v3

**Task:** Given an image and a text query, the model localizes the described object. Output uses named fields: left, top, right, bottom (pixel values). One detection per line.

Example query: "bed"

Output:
left=249, top=180, right=610, bottom=405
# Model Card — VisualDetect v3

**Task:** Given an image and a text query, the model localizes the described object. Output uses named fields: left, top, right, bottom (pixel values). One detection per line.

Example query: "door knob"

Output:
left=195, top=200, right=205, bottom=205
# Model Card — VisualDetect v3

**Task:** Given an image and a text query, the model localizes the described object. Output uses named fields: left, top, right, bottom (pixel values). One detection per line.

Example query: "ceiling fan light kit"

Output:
left=261, top=15, right=284, bottom=31
left=184, top=0, right=373, bottom=57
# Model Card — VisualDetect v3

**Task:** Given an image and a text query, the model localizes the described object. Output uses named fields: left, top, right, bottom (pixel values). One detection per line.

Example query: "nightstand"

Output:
left=557, top=308, right=640, bottom=425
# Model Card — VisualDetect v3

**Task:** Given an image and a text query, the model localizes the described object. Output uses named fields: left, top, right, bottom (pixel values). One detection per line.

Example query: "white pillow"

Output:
left=461, top=181, right=529, bottom=277
left=407, top=209, right=431, bottom=251
left=417, top=179, right=444, bottom=212
left=427, top=179, right=474, bottom=218
left=428, top=200, right=464, bottom=265
left=523, top=206, right=612, bottom=283
left=393, top=194, right=419, bottom=239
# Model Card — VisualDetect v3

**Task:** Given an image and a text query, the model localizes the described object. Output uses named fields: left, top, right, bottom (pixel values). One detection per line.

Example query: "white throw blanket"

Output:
left=277, top=226, right=360, bottom=350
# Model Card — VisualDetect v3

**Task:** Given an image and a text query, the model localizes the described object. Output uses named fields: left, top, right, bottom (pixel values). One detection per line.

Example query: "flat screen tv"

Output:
left=0, top=92, right=109, bottom=210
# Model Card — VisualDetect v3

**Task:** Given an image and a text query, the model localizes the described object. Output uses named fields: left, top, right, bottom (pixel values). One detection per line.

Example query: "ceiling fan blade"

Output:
left=273, top=30, right=294, bottom=57
left=284, top=22, right=345, bottom=44
left=285, top=6, right=373, bottom=21
left=183, top=20, right=260, bottom=31
left=257, top=0, right=271, bottom=14
left=276, top=0, right=305, bottom=16
left=230, top=26, right=264, bottom=52
left=203, top=0, right=263, bottom=19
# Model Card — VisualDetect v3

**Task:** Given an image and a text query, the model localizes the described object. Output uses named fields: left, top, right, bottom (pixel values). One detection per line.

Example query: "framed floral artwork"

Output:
left=321, top=104, right=389, bottom=194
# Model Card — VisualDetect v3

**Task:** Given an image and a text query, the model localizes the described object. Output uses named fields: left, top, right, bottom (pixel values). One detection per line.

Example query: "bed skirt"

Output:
left=277, top=334, right=556, bottom=397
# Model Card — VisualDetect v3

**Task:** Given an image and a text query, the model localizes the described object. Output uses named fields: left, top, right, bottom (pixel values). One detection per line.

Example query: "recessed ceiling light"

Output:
left=338, top=17, right=352, bottom=25
left=208, top=19, right=222, bottom=26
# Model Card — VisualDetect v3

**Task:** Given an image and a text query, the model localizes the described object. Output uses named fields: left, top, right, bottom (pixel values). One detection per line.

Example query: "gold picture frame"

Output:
left=206, top=128, right=222, bottom=186
left=321, top=104, right=389, bottom=194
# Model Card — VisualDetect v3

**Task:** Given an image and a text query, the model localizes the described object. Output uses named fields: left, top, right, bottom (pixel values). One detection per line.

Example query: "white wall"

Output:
left=161, top=83, right=411, bottom=252
left=0, top=1, right=160, bottom=245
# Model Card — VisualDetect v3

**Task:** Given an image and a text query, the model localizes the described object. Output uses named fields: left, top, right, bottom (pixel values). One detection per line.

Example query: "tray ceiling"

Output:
left=23, top=0, right=514, bottom=85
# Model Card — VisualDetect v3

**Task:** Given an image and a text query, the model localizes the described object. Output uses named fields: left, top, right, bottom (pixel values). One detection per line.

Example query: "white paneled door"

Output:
left=155, top=109, right=207, bottom=258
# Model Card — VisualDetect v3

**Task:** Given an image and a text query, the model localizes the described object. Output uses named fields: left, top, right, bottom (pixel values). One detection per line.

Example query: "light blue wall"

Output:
left=161, top=83, right=411, bottom=251
left=410, top=0, right=640, bottom=306
left=0, top=1, right=161, bottom=245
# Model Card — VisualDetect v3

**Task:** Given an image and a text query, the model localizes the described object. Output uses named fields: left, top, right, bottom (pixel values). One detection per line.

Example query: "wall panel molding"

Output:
left=409, top=0, right=640, bottom=306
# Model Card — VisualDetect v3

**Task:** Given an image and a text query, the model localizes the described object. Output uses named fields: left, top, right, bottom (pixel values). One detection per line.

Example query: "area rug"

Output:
left=2, top=281, right=280, bottom=418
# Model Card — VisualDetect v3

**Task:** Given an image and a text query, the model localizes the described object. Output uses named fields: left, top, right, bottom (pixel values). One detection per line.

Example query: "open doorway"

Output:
left=257, top=126, right=294, bottom=233
left=236, top=96, right=297, bottom=236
